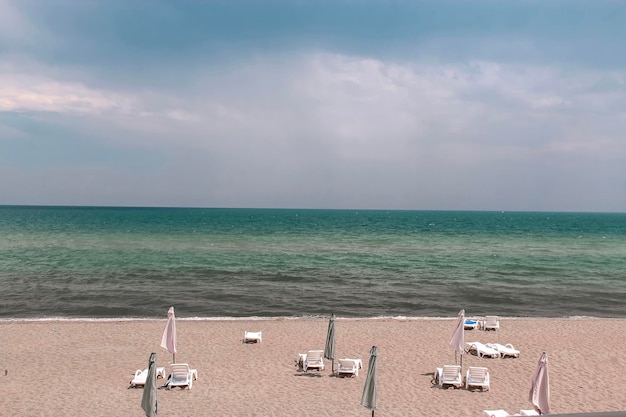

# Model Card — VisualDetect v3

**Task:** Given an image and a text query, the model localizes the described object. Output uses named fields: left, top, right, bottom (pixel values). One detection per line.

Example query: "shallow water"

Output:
left=1, top=206, right=625, bottom=318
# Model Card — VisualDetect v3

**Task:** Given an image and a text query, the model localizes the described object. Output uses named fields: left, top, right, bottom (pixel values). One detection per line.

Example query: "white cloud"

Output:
left=2, top=52, right=625, bottom=210
left=0, top=73, right=134, bottom=114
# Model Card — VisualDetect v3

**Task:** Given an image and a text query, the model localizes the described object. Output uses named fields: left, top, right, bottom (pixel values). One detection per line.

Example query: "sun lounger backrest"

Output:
left=441, top=365, right=462, bottom=386
left=466, top=366, right=490, bottom=390
left=484, top=316, right=500, bottom=330
left=171, top=363, right=190, bottom=379
left=468, top=367, right=489, bottom=383
left=337, top=359, right=358, bottom=375
left=303, top=350, right=325, bottom=371
left=442, top=365, right=460, bottom=380
left=339, top=359, right=356, bottom=368
left=306, top=350, right=323, bottom=361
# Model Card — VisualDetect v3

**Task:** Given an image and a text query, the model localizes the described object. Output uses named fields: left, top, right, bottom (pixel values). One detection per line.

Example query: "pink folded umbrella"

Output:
left=529, top=352, right=550, bottom=415
left=449, top=309, right=465, bottom=367
left=161, top=307, right=177, bottom=363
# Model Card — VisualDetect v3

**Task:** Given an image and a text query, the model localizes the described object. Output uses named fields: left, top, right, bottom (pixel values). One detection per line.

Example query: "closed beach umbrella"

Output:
left=141, top=352, right=158, bottom=417
left=324, top=313, right=336, bottom=373
left=529, top=352, right=550, bottom=415
left=161, top=307, right=177, bottom=363
left=449, top=309, right=465, bottom=367
left=361, top=345, right=378, bottom=417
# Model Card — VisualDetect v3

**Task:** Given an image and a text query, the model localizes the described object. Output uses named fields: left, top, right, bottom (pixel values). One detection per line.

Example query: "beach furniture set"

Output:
left=243, top=328, right=362, bottom=377
left=465, top=341, right=520, bottom=359
left=434, top=365, right=491, bottom=391
left=129, top=363, right=197, bottom=390
left=436, top=316, right=520, bottom=393
left=464, top=315, right=500, bottom=331
left=464, top=316, right=520, bottom=358
left=296, top=350, right=362, bottom=377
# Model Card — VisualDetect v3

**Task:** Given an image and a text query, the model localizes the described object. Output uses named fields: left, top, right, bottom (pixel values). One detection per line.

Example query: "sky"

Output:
left=1, top=0, right=625, bottom=212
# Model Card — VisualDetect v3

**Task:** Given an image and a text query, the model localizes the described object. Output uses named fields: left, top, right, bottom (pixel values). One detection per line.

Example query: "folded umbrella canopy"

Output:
left=449, top=309, right=465, bottom=368
left=324, top=313, right=336, bottom=373
left=529, top=352, right=550, bottom=415
left=161, top=307, right=177, bottom=363
left=361, top=346, right=378, bottom=417
left=141, top=352, right=158, bottom=417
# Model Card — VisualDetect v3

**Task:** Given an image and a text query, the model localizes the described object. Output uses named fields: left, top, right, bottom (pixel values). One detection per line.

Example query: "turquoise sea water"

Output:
left=1, top=206, right=625, bottom=318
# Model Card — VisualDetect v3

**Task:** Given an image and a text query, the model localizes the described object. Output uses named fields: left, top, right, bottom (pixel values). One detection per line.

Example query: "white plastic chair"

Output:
left=303, top=350, right=325, bottom=372
left=466, top=366, right=490, bottom=391
left=168, top=363, right=197, bottom=390
left=337, top=359, right=359, bottom=377
left=435, top=365, right=463, bottom=388
left=483, top=315, right=500, bottom=331
left=244, top=331, right=262, bottom=343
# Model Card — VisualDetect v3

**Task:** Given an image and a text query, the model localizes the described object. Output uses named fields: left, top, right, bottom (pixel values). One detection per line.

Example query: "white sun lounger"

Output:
left=486, top=342, right=520, bottom=358
left=465, top=342, right=500, bottom=358
left=167, top=363, right=198, bottom=390
left=466, top=366, right=490, bottom=391
left=129, top=366, right=166, bottom=387
left=244, top=331, right=262, bottom=343
left=483, top=315, right=500, bottom=331
left=130, top=369, right=149, bottom=388
left=303, top=350, right=325, bottom=372
left=337, top=358, right=360, bottom=377
left=434, top=365, right=463, bottom=388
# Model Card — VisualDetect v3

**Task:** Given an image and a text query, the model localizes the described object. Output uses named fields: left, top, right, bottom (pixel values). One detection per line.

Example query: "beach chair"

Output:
left=244, top=331, right=262, bottom=343
left=465, top=342, right=500, bottom=358
left=483, top=316, right=500, bottom=331
left=464, top=319, right=478, bottom=330
left=483, top=410, right=510, bottom=417
left=130, top=368, right=148, bottom=388
left=486, top=342, right=520, bottom=358
left=336, top=359, right=360, bottom=377
left=167, top=363, right=197, bottom=390
left=303, top=350, right=325, bottom=372
left=435, top=365, right=463, bottom=388
left=519, top=410, right=540, bottom=416
left=465, top=366, right=490, bottom=391
left=129, top=367, right=166, bottom=388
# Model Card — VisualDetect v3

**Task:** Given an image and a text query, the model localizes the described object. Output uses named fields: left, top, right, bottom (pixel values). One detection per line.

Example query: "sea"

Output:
left=1, top=206, right=625, bottom=319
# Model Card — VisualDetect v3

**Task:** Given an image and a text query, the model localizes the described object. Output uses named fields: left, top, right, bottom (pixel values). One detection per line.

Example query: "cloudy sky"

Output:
left=1, top=0, right=625, bottom=211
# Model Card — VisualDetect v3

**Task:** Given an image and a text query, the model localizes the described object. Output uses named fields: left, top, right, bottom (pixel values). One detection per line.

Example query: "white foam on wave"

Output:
left=0, top=314, right=612, bottom=323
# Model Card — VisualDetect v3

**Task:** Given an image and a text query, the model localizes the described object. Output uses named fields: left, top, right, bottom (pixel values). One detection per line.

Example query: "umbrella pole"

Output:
left=332, top=359, right=334, bottom=374
left=173, top=353, right=176, bottom=363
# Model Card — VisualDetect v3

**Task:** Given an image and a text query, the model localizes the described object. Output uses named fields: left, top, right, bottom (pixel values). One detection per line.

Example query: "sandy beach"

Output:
left=1, top=317, right=625, bottom=416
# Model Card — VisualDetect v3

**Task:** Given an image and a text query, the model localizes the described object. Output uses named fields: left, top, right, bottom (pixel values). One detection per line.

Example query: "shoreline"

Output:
left=2, top=317, right=625, bottom=416
left=1, top=315, right=622, bottom=323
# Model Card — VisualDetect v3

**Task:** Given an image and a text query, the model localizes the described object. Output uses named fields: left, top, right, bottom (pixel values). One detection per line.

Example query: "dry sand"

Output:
left=1, top=317, right=625, bottom=416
